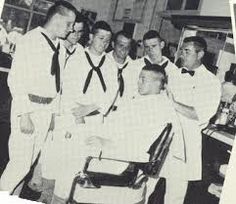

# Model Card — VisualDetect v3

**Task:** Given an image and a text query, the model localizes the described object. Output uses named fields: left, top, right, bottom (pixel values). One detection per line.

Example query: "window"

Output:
left=1, top=0, right=56, bottom=34
left=184, top=0, right=200, bottom=10
left=166, top=0, right=183, bottom=10
left=166, top=0, right=201, bottom=11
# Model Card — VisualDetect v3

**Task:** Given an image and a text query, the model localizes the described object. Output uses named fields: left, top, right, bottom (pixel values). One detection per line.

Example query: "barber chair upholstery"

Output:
left=67, top=123, right=173, bottom=204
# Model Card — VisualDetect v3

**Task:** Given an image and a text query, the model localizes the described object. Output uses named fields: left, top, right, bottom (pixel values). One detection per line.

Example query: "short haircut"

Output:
left=45, top=0, right=77, bottom=24
left=143, top=30, right=162, bottom=42
left=75, top=11, right=85, bottom=24
left=224, top=71, right=233, bottom=82
left=113, top=30, right=132, bottom=43
left=183, top=36, right=207, bottom=53
left=91, top=21, right=112, bottom=35
left=141, top=64, right=167, bottom=86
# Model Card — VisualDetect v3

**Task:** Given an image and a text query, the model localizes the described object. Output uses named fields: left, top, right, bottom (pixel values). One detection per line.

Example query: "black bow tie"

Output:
left=117, top=62, right=128, bottom=97
left=83, top=51, right=106, bottom=94
left=41, top=32, right=60, bottom=93
left=181, top=68, right=195, bottom=76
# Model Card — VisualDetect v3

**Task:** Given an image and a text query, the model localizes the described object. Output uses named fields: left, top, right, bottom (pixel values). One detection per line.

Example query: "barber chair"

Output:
left=66, top=123, right=173, bottom=204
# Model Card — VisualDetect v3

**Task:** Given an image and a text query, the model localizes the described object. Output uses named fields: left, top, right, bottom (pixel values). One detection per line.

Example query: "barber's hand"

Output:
left=20, top=113, right=35, bottom=134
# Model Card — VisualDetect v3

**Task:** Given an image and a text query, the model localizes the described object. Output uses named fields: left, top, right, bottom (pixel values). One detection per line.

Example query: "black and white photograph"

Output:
left=0, top=0, right=235, bottom=204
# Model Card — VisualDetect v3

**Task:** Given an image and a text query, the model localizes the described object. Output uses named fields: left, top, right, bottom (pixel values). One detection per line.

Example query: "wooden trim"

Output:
left=159, top=10, right=200, bottom=18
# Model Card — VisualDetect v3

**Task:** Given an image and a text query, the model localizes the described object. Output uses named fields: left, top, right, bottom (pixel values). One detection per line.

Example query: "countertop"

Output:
left=203, top=125, right=235, bottom=146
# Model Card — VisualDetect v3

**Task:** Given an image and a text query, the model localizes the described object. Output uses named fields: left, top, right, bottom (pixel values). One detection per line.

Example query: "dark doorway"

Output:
left=123, top=22, right=135, bottom=37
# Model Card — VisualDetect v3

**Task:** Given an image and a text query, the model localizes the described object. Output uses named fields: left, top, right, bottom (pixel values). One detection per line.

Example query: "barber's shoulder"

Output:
left=201, top=65, right=221, bottom=89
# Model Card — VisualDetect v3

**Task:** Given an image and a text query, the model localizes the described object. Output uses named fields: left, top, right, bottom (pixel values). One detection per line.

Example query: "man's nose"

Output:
left=68, top=24, right=74, bottom=32
left=178, top=50, right=184, bottom=59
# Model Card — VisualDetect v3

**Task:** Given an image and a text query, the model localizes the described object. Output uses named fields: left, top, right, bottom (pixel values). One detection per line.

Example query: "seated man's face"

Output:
left=138, top=70, right=163, bottom=95
left=66, top=22, right=84, bottom=45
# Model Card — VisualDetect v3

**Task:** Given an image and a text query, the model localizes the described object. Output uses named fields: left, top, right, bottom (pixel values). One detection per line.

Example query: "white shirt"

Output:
left=8, top=26, right=64, bottom=116
left=62, top=47, right=119, bottom=116
left=106, top=51, right=140, bottom=103
left=168, top=64, right=221, bottom=180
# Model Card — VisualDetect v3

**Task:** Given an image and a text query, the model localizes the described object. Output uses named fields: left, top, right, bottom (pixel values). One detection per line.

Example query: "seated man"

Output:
left=51, top=64, right=186, bottom=204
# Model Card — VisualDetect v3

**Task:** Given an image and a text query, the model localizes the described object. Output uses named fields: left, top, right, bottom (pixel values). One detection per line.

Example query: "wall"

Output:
left=71, top=0, right=172, bottom=41
left=200, top=0, right=231, bottom=17
left=106, top=0, right=158, bottom=40
left=159, top=19, right=182, bottom=44
left=72, top=0, right=112, bottom=21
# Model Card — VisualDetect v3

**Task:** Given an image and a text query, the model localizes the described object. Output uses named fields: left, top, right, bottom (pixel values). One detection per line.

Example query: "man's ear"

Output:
left=160, top=41, right=165, bottom=50
left=89, top=33, right=94, bottom=42
left=197, top=50, right=204, bottom=61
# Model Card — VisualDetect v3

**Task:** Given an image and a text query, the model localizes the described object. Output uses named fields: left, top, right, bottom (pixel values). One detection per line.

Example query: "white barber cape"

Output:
left=100, top=93, right=186, bottom=167
left=168, top=64, right=221, bottom=180
left=53, top=92, right=186, bottom=203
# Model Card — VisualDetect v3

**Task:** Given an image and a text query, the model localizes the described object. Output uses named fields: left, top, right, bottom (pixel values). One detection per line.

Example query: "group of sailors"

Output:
left=0, top=1, right=222, bottom=204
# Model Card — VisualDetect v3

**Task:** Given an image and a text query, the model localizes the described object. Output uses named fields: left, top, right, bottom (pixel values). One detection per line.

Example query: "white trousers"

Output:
left=0, top=110, right=52, bottom=192
left=146, top=177, right=188, bottom=204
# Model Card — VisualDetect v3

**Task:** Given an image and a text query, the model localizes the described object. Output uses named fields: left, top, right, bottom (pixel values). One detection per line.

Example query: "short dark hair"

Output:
left=113, top=30, right=132, bottom=43
left=142, top=64, right=167, bottom=88
left=45, top=1, right=77, bottom=24
left=224, top=71, right=234, bottom=83
left=143, top=30, right=162, bottom=42
left=91, top=21, right=112, bottom=35
left=75, top=11, right=85, bottom=24
left=183, top=36, right=207, bottom=53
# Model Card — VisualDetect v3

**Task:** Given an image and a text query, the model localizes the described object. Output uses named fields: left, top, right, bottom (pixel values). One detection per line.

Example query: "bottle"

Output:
left=218, top=102, right=230, bottom=125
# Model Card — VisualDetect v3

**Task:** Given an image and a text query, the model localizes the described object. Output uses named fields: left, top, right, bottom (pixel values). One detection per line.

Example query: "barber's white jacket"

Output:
left=8, top=26, right=65, bottom=116
left=62, top=47, right=119, bottom=117
left=168, top=64, right=221, bottom=180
